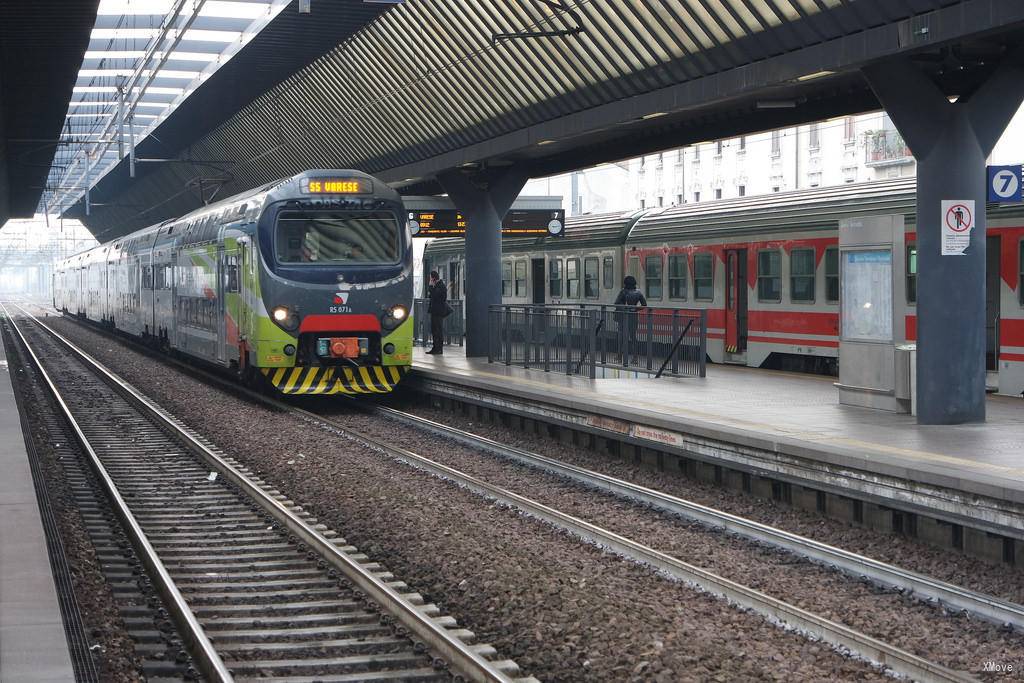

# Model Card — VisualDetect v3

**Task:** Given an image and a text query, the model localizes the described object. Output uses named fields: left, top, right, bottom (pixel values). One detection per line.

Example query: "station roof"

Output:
left=0, top=0, right=100, bottom=227
left=71, top=0, right=1024, bottom=241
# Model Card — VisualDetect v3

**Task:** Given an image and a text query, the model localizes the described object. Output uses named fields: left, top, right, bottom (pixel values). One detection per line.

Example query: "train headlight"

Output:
left=381, top=304, right=409, bottom=330
left=272, top=306, right=289, bottom=322
left=271, top=305, right=299, bottom=331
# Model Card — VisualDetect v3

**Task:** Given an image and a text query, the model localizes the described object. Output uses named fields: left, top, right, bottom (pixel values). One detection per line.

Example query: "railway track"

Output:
left=35, top=307, right=1021, bottom=681
left=3, top=305, right=532, bottom=683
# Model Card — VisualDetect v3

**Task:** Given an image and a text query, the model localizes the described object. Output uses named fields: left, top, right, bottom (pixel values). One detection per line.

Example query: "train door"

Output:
left=219, top=245, right=241, bottom=366
left=986, top=235, right=1000, bottom=373
left=449, top=261, right=460, bottom=300
left=725, top=248, right=748, bottom=357
left=531, top=258, right=546, bottom=304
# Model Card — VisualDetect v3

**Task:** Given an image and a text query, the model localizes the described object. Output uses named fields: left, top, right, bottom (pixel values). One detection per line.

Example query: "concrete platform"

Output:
left=410, top=346, right=1024, bottom=541
left=0, top=332, right=75, bottom=681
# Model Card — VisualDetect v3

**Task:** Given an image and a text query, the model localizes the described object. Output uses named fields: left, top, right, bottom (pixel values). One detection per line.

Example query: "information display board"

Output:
left=409, top=209, right=565, bottom=238
left=841, top=249, right=893, bottom=343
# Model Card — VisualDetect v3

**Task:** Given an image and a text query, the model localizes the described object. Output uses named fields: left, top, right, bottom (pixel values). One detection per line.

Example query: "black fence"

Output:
left=413, top=298, right=465, bottom=347
left=488, top=304, right=707, bottom=379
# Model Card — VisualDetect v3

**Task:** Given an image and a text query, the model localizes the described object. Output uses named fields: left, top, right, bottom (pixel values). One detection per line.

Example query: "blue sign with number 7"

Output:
left=987, top=165, right=1023, bottom=202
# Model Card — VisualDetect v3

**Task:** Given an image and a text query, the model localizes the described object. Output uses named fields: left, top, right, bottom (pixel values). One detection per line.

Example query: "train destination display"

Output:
left=409, top=209, right=565, bottom=237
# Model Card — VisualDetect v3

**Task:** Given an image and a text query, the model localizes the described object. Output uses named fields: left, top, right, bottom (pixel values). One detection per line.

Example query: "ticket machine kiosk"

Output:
left=836, top=215, right=911, bottom=413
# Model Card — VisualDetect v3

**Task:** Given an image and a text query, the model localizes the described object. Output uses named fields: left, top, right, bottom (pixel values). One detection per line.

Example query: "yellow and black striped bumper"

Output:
left=260, top=365, right=409, bottom=395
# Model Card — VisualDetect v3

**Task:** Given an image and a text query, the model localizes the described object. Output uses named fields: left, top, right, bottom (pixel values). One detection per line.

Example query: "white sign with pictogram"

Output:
left=941, top=199, right=974, bottom=256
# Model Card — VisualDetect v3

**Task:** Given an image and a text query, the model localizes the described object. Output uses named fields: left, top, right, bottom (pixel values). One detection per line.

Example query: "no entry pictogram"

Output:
left=945, top=203, right=973, bottom=232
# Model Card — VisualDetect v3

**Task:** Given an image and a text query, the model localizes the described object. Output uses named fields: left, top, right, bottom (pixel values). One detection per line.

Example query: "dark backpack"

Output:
left=621, top=289, right=644, bottom=306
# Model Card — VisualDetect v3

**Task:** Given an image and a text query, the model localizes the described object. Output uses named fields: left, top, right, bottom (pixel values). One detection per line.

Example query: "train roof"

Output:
left=423, top=208, right=644, bottom=258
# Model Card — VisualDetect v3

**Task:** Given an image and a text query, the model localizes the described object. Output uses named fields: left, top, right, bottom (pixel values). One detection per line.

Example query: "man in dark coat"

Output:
left=426, top=270, right=447, bottom=354
left=614, top=275, right=647, bottom=362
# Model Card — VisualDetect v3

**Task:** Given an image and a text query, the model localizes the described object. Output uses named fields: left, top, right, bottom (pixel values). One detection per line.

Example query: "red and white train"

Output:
left=424, top=178, right=1024, bottom=396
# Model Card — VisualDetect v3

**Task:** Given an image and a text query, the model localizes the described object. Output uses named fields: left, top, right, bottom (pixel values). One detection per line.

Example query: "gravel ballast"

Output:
left=45, top=316, right=901, bottom=681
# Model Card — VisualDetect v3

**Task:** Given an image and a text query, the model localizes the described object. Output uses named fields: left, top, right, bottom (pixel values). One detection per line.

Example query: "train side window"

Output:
left=584, top=257, right=600, bottom=298
left=645, top=255, right=663, bottom=299
left=694, top=253, right=714, bottom=301
left=757, top=250, right=782, bottom=302
left=602, top=256, right=614, bottom=290
left=142, top=266, right=153, bottom=290
left=790, top=248, right=815, bottom=303
left=514, top=260, right=527, bottom=297
left=567, top=258, right=580, bottom=298
left=824, top=247, right=839, bottom=303
left=906, top=245, right=917, bottom=304
left=501, top=261, right=512, bottom=297
left=226, top=257, right=239, bottom=293
left=1019, top=240, right=1023, bottom=306
left=668, top=254, right=687, bottom=300
left=549, top=259, right=563, bottom=297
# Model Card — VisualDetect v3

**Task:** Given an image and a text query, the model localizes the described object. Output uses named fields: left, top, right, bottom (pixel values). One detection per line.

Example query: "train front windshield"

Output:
left=275, top=211, right=400, bottom=265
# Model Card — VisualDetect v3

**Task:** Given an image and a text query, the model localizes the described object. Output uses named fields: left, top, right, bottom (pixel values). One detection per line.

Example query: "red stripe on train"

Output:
left=747, top=310, right=838, bottom=336
left=748, top=335, right=839, bottom=348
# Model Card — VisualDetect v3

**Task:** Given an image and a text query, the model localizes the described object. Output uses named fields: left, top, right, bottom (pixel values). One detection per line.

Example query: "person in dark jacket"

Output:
left=614, top=275, right=647, bottom=362
left=426, top=270, right=448, bottom=354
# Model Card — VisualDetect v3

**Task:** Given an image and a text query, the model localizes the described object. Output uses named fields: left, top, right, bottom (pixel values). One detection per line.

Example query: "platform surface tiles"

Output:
left=0, top=335, right=75, bottom=681
left=412, top=347, right=1024, bottom=505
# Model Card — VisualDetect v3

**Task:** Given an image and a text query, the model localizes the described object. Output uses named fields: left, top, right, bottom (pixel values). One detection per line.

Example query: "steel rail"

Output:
left=15, top=307, right=519, bottom=683
left=373, top=404, right=1024, bottom=630
left=1, top=305, right=234, bottom=682
left=283, top=404, right=978, bottom=683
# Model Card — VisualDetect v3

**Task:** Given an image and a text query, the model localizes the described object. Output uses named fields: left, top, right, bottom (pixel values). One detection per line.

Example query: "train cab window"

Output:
left=275, top=211, right=399, bottom=264
left=906, top=245, right=917, bottom=304
left=668, top=254, right=687, bottom=300
left=567, top=258, right=580, bottom=298
left=694, top=253, right=714, bottom=301
left=549, top=259, right=563, bottom=297
left=825, top=247, right=839, bottom=303
left=602, top=256, right=614, bottom=290
left=790, top=248, right=815, bottom=303
left=514, top=260, right=527, bottom=297
left=584, top=257, right=600, bottom=298
left=645, top=255, right=663, bottom=299
left=757, top=250, right=782, bottom=302
left=501, top=261, right=512, bottom=297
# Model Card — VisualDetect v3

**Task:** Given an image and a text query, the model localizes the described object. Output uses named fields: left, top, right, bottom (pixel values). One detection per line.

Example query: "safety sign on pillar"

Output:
left=940, top=199, right=974, bottom=256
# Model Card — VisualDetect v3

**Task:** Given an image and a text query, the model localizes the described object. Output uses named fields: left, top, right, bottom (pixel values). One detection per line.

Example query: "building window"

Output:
left=790, top=248, right=815, bottom=302
left=549, top=259, right=563, bottom=298
left=658, top=196, right=664, bottom=207
left=694, top=253, right=714, bottom=301
left=843, top=116, right=855, bottom=141
left=772, top=186, right=780, bottom=193
left=825, top=247, right=839, bottom=303
left=501, top=261, right=512, bottom=297
left=715, top=140, right=723, bottom=156
left=907, top=245, right=917, bottom=304
left=771, top=129, right=781, bottom=156
left=602, top=256, right=614, bottom=289
left=584, top=257, right=600, bottom=298
left=739, top=135, right=746, bottom=151
left=514, top=260, right=527, bottom=297
left=714, top=188, right=722, bottom=200
left=693, top=191, right=701, bottom=203
left=738, top=185, right=746, bottom=197
left=676, top=194, right=683, bottom=205
left=567, top=258, right=580, bottom=298
left=645, top=255, right=663, bottom=299
left=757, top=250, right=782, bottom=302
left=668, top=254, right=687, bottom=300
left=640, top=199, right=646, bottom=209
left=809, top=123, right=821, bottom=150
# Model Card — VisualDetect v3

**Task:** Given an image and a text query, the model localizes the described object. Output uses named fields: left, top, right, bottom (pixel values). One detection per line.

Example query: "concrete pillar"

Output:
left=863, top=53, right=1024, bottom=424
left=438, top=167, right=527, bottom=357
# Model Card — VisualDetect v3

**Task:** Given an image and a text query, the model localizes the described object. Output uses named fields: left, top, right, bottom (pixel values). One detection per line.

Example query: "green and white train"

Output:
left=53, top=170, right=414, bottom=395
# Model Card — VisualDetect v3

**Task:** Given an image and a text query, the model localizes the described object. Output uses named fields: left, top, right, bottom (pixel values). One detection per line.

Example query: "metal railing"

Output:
left=413, top=298, right=465, bottom=347
left=488, top=304, right=706, bottom=379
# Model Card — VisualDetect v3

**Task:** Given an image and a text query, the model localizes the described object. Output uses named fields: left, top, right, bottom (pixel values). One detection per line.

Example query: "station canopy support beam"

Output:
left=863, top=50, right=1024, bottom=424
left=438, top=166, right=527, bottom=357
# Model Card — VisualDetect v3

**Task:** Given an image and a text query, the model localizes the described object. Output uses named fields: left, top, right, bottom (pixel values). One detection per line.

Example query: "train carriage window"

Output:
left=694, top=253, right=714, bottom=301
left=790, top=248, right=815, bottom=303
left=142, top=266, right=153, bottom=290
left=549, top=259, right=563, bottom=297
left=825, top=247, right=839, bottom=303
left=567, top=258, right=580, bottom=298
left=645, top=255, right=663, bottom=299
left=584, top=257, right=600, bottom=298
left=514, top=260, right=527, bottom=297
left=757, top=250, right=782, bottom=302
left=906, top=245, right=917, bottom=304
left=669, top=255, right=688, bottom=300
left=602, top=256, right=614, bottom=289
left=502, top=262, right=512, bottom=297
